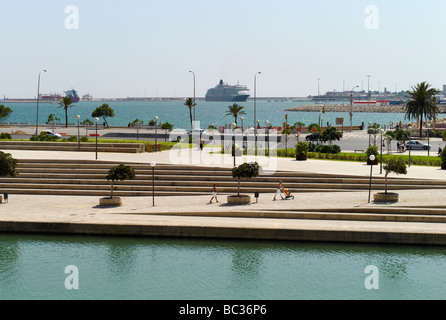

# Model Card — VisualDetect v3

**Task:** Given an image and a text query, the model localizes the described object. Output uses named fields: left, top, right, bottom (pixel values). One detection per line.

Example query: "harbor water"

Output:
left=1, top=233, right=445, bottom=300
left=1, top=100, right=438, bottom=131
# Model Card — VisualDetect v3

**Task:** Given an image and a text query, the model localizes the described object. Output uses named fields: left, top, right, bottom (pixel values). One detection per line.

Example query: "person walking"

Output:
left=209, top=184, right=219, bottom=203
left=273, top=180, right=284, bottom=200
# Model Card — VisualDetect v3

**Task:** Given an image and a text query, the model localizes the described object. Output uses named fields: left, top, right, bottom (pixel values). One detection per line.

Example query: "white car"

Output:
left=41, top=130, right=62, bottom=139
left=405, top=140, right=431, bottom=150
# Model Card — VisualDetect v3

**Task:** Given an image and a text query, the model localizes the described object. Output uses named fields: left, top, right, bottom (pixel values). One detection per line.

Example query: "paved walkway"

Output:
left=1, top=146, right=446, bottom=245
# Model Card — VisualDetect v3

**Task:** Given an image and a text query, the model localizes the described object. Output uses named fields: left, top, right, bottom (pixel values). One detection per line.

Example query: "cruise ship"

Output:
left=205, top=80, right=250, bottom=102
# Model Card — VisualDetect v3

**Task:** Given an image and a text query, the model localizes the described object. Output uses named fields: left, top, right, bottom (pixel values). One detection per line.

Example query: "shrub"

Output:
left=295, top=141, right=309, bottom=155
left=0, top=132, right=12, bottom=140
left=64, top=136, right=78, bottom=142
left=80, top=137, right=89, bottom=142
left=440, top=149, right=446, bottom=164
left=365, top=145, right=379, bottom=159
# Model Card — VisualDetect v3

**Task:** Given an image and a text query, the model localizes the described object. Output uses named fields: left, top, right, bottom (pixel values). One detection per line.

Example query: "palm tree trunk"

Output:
left=385, top=173, right=388, bottom=194
left=110, top=181, right=114, bottom=198
left=189, top=109, right=193, bottom=129
left=238, top=179, right=240, bottom=197
left=419, top=114, right=423, bottom=138
left=65, top=108, right=68, bottom=127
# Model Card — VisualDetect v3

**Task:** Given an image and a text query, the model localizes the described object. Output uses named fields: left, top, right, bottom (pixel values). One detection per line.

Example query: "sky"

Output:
left=1, top=0, right=446, bottom=99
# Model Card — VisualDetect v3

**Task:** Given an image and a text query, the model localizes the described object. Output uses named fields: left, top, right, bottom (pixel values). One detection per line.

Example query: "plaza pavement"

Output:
left=2, top=131, right=446, bottom=245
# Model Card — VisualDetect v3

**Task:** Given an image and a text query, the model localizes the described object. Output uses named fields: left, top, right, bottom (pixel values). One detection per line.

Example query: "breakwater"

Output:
left=286, top=104, right=446, bottom=113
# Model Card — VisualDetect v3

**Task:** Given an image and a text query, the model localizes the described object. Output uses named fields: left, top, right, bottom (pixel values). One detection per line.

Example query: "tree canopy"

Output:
left=105, top=164, right=135, bottom=198
left=0, top=105, right=13, bottom=122
left=226, top=103, right=246, bottom=126
left=58, top=97, right=74, bottom=127
left=404, top=82, right=440, bottom=137
left=0, top=152, right=18, bottom=177
left=322, top=127, right=343, bottom=146
left=92, top=104, right=115, bottom=128
left=184, top=98, right=196, bottom=129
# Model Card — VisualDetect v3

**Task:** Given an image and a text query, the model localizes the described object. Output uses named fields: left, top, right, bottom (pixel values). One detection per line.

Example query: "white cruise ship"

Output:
left=205, top=80, right=250, bottom=102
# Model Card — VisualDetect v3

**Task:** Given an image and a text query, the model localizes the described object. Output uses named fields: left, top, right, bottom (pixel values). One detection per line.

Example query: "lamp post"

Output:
left=35, top=69, right=47, bottom=135
left=254, top=71, right=261, bottom=152
left=368, top=155, right=376, bottom=203
left=150, top=161, right=156, bottom=206
left=189, top=70, right=195, bottom=128
left=154, top=116, right=159, bottom=152
left=379, top=128, right=384, bottom=174
left=367, top=75, right=371, bottom=105
left=76, top=115, right=80, bottom=151
left=265, top=120, right=270, bottom=158
left=232, top=122, right=236, bottom=166
left=427, top=123, right=431, bottom=157
left=94, top=117, right=99, bottom=160
left=408, top=125, right=412, bottom=167
left=350, top=85, right=359, bottom=132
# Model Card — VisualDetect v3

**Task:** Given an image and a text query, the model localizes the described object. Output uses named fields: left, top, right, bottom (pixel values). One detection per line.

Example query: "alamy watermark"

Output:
left=364, top=265, right=379, bottom=290
left=364, top=5, right=379, bottom=30
left=65, top=5, right=79, bottom=30
left=168, top=122, right=278, bottom=174
left=65, top=265, right=79, bottom=290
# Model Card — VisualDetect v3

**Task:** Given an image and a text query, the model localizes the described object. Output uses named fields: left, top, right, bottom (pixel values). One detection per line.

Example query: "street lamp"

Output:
left=94, top=117, right=99, bottom=160
left=150, top=161, right=156, bottom=206
left=189, top=70, right=195, bottom=128
left=379, top=128, right=384, bottom=174
left=408, top=125, right=412, bottom=167
left=153, top=116, right=159, bottom=152
left=367, top=75, right=371, bottom=105
left=232, top=122, right=237, bottom=166
left=350, top=85, right=359, bottom=132
left=76, top=115, right=80, bottom=151
left=427, top=123, right=431, bottom=157
left=35, top=69, right=47, bottom=135
left=265, top=120, right=270, bottom=158
left=254, top=71, right=261, bottom=152
left=368, top=155, right=376, bottom=203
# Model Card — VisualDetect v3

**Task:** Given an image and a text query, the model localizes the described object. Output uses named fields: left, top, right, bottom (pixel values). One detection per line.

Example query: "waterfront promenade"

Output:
left=2, top=144, right=446, bottom=246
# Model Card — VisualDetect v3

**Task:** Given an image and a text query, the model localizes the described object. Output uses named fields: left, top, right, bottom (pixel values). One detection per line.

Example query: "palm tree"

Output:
left=404, top=82, right=440, bottom=137
left=226, top=103, right=246, bottom=127
left=184, top=98, right=195, bottom=129
left=58, top=97, right=74, bottom=127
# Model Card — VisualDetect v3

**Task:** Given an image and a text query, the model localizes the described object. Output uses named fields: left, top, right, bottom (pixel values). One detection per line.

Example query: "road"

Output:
left=4, top=124, right=445, bottom=157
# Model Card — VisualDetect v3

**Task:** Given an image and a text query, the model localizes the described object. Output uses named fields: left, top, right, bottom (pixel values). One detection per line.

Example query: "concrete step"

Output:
left=143, top=207, right=446, bottom=223
left=4, top=159, right=446, bottom=197
left=0, top=141, right=145, bottom=153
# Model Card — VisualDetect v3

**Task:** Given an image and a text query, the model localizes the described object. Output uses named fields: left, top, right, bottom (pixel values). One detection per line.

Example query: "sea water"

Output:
left=0, top=100, right=434, bottom=131
left=1, top=233, right=445, bottom=300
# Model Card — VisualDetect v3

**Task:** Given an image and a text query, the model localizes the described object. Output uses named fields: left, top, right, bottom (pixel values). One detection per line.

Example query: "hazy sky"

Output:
left=1, top=0, right=446, bottom=99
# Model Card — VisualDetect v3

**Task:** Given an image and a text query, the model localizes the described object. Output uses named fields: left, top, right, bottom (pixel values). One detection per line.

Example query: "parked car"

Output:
left=305, top=133, right=321, bottom=142
left=405, top=140, right=431, bottom=150
left=40, top=130, right=62, bottom=139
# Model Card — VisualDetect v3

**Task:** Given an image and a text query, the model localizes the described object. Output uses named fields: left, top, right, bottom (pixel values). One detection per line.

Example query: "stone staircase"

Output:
left=1, top=159, right=446, bottom=197
left=0, top=141, right=146, bottom=153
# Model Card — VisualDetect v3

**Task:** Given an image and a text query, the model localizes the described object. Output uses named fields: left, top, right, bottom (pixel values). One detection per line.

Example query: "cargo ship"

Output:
left=205, top=80, right=250, bottom=102
left=40, top=89, right=80, bottom=102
